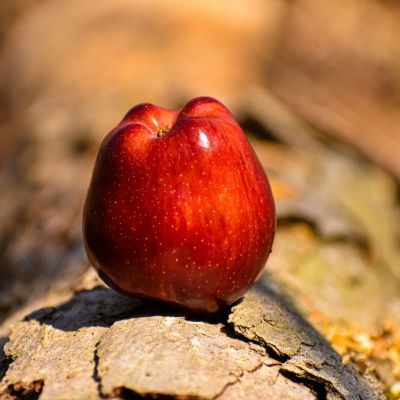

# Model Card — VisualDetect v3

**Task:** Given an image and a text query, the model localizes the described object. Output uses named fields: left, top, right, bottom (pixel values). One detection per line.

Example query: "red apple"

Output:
left=83, top=97, right=275, bottom=312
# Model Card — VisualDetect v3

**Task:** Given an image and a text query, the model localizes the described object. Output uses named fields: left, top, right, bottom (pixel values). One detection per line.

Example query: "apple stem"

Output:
left=157, top=126, right=170, bottom=137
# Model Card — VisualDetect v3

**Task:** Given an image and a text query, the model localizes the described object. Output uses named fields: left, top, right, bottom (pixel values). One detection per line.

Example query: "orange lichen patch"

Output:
left=309, top=310, right=400, bottom=398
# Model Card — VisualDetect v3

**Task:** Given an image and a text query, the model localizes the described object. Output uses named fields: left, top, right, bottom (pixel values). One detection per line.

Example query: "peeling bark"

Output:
left=0, top=278, right=383, bottom=399
left=229, top=280, right=385, bottom=399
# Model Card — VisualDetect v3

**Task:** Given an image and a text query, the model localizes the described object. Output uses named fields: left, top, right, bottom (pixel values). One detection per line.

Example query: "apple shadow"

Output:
left=23, top=286, right=227, bottom=332
left=23, top=277, right=300, bottom=333
left=24, top=286, right=176, bottom=332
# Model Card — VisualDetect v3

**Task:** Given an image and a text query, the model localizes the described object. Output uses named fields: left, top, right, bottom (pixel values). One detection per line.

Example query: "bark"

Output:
left=0, top=277, right=384, bottom=399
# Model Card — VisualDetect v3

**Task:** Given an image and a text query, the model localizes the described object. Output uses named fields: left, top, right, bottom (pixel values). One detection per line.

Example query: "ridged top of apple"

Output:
left=120, top=96, right=238, bottom=136
left=83, top=96, right=275, bottom=313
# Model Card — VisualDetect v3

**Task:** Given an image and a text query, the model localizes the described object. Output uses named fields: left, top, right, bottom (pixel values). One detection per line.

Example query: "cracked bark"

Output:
left=228, top=281, right=384, bottom=399
left=0, top=275, right=383, bottom=400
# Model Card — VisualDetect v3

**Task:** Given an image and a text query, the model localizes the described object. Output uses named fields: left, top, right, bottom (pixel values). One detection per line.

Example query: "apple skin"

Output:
left=83, top=97, right=275, bottom=312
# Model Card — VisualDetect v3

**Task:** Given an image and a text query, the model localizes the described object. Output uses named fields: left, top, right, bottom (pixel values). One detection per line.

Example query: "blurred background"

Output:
left=0, top=0, right=400, bottom=396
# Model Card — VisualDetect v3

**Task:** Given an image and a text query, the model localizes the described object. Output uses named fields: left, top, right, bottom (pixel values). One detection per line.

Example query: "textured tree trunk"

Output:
left=0, top=273, right=384, bottom=399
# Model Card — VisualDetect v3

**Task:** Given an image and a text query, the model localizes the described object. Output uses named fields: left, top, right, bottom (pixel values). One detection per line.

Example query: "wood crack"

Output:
left=212, top=363, right=264, bottom=400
